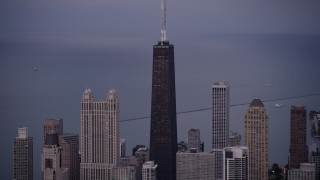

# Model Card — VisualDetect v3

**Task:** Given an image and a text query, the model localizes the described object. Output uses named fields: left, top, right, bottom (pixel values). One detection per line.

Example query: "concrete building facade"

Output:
left=223, top=146, right=248, bottom=180
left=212, top=81, right=229, bottom=179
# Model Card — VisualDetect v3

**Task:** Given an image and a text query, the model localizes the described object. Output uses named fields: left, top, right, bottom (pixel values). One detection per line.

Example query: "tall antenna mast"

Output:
left=160, top=0, right=167, bottom=42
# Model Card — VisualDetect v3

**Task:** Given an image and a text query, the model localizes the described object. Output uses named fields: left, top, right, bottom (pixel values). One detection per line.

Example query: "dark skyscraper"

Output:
left=149, top=0, right=177, bottom=179
left=289, top=105, right=308, bottom=169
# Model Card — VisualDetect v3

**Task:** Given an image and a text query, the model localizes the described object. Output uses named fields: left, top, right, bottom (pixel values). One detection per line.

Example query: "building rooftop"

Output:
left=249, top=98, right=264, bottom=107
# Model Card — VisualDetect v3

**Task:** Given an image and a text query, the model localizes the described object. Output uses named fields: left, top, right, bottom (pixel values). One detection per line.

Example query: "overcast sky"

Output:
left=1, top=0, right=320, bottom=44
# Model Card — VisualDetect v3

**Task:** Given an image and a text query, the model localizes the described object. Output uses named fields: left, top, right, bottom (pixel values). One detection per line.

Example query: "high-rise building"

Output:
left=245, top=98, right=268, bottom=180
left=142, top=161, right=158, bottom=180
left=80, top=89, right=120, bottom=179
left=149, top=0, right=177, bottom=180
left=43, top=119, right=63, bottom=145
left=41, top=132, right=65, bottom=180
left=187, top=128, right=201, bottom=151
left=120, top=138, right=126, bottom=157
left=223, top=146, right=248, bottom=180
left=289, top=105, right=308, bottom=169
left=176, top=149, right=215, bottom=180
left=212, top=81, right=229, bottom=179
left=13, top=127, right=33, bottom=180
left=288, top=163, right=316, bottom=180
left=59, top=133, right=80, bottom=180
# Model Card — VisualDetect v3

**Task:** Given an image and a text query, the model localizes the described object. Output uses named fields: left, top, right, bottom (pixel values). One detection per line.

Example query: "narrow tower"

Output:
left=150, top=0, right=177, bottom=179
left=212, top=81, right=230, bottom=179
left=245, top=98, right=268, bottom=180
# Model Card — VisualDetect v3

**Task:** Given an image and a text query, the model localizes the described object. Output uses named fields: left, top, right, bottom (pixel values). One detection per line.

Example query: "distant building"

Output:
left=133, top=145, right=145, bottom=156
left=113, top=166, right=136, bottom=180
left=13, top=127, right=33, bottom=180
left=288, top=163, right=315, bottom=180
left=59, top=133, right=80, bottom=180
left=289, top=105, right=308, bottom=169
left=245, top=98, right=268, bottom=180
left=43, top=119, right=63, bottom=145
left=120, top=138, right=126, bottom=157
left=212, top=81, right=229, bottom=179
left=176, top=150, right=215, bottom=180
left=41, top=132, right=66, bottom=180
left=188, top=128, right=202, bottom=152
left=142, top=161, right=157, bottom=180
left=228, top=131, right=241, bottom=146
left=223, top=146, right=248, bottom=180
left=80, top=89, right=120, bottom=179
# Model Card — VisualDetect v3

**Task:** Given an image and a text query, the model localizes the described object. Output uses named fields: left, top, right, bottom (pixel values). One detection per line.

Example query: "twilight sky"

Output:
left=1, top=0, right=320, bottom=179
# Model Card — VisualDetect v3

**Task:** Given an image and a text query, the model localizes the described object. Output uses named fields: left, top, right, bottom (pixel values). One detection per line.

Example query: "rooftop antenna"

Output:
left=160, top=0, right=167, bottom=42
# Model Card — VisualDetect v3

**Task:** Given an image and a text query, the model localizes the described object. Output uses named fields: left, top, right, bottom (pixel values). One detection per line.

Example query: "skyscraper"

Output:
left=149, top=0, right=177, bottom=179
left=43, top=118, right=63, bottom=145
left=289, top=105, right=308, bottom=169
left=59, top=133, right=80, bottom=180
left=13, top=127, right=33, bottom=180
left=245, top=98, right=268, bottom=180
left=80, top=88, right=120, bottom=179
left=223, top=146, right=248, bottom=180
left=212, top=81, right=229, bottom=179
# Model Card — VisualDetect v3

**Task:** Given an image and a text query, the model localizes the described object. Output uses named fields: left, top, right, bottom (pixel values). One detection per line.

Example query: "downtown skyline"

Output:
left=2, top=1, right=320, bottom=179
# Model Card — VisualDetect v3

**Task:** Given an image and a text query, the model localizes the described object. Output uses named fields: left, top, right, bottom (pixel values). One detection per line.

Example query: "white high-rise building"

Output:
left=223, top=146, right=248, bottom=180
left=13, top=127, right=33, bottom=180
left=212, top=82, right=229, bottom=179
left=142, top=161, right=157, bottom=180
left=80, top=89, right=120, bottom=180
left=176, top=150, right=215, bottom=180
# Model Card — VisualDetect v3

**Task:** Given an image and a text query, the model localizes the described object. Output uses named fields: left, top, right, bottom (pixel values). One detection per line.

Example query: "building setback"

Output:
left=80, top=89, right=120, bottom=179
left=289, top=105, right=308, bottom=169
left=245, top=98, right=268, bottom=180
left=223, top=146, right=248, bottom=180
left=149, top=0, right=177, bottom=179
left=212, top=81, right=230, bottom=179
left=13, top=127, right=33, bottom=180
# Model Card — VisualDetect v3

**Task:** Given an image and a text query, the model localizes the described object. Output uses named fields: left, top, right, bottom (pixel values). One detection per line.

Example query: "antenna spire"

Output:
left=160, top=0, right=167, bottom=42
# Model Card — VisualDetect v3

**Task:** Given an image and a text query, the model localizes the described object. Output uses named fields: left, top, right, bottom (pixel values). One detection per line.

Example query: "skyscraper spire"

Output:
left=160, top=0, right=167, bottom=42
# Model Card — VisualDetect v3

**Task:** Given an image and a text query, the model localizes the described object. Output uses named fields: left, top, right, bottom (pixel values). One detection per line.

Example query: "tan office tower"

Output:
left=80, top=89, right=120, bottom=179
left=13, top=127, right=33, bottom=180
left=59, top=133, right=80, bottom=180
left=245, top=98, right=268, bottom=180
left=43, top=118, right=63, bottom=145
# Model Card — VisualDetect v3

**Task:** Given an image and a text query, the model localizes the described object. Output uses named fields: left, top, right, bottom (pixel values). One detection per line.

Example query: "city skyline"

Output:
left=1, top=1, right=320, bottom=179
